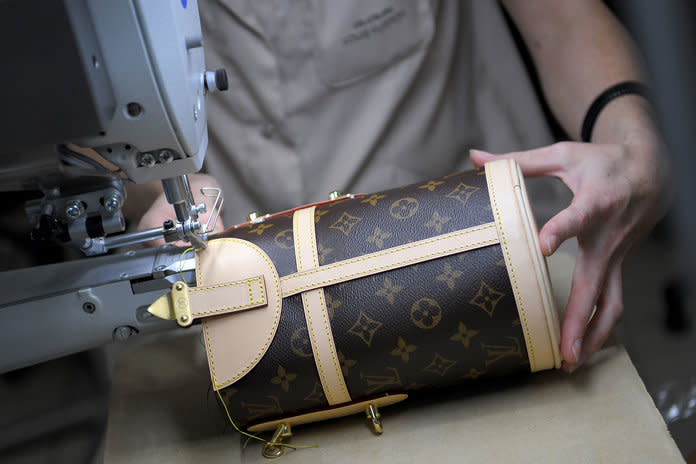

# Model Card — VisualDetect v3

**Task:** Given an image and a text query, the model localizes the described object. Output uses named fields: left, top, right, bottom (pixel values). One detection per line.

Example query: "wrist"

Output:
left=589, top=94, right=656, bottom=146
left=595, top=97, right=674, bottom=214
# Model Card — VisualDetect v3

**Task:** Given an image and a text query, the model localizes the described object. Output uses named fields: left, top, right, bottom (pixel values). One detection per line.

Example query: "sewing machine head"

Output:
left=0, top=0, right=225, bottom=255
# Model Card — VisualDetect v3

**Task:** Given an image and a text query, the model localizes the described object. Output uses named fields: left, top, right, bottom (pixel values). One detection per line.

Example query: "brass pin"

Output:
left=328, top=191, right=353, bottom=201
left=247, top=211, right=270, bottom=223
left=262, top=423, right=292, bottom=459
left=365, top=404, right=383, bottom=434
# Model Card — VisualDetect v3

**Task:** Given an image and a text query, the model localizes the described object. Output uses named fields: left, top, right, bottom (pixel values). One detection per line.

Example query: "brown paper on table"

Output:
left=104, top=336, right=682, bottom=463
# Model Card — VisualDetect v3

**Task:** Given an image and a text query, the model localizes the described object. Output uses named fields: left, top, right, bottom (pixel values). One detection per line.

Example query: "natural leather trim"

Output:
left=188, top=276, right=267, bottom=319
left=280, top=222, right=499, bottom=297
left=197, top=239, right=283, bottom=390
left=246, top=393, right=408, bottom=433
left=293, top=207, right=352, bottom=405
left=485, top=159, right=562, bottom=371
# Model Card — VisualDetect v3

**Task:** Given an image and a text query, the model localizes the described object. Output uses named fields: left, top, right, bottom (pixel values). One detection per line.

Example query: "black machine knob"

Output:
left=204, top=68, right=229, bottom=92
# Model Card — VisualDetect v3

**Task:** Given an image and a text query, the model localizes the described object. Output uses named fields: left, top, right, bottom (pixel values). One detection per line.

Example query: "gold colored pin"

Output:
left=146, top=281, right=193, bottom=327
left=247, top=211, right=270, bottom=223
left=262, top=423, right=293, bottom=459
left=328, top=191, right=352, bottom=201
left=365, top=404, right=383, bottom=434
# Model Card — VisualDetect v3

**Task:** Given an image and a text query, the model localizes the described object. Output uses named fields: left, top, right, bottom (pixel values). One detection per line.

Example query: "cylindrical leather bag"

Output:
left=149, top=159, right=561, bottom=432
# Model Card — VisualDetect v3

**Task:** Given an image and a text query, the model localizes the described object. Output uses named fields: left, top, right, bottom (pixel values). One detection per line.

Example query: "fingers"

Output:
left=581, top=264, right=624, bottom=359
left=562, top=262, right=623, bottom=373
left=559, top=247, right=610, bottom=368
left=470, top=146, right=568, bottom=178
left=538, top=197, right=595, bottom=256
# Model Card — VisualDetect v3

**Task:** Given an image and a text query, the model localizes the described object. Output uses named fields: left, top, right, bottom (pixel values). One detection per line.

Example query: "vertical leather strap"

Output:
left=293, top=207, right=352, bottom=405
left=485, top=159, right=561, bottom=371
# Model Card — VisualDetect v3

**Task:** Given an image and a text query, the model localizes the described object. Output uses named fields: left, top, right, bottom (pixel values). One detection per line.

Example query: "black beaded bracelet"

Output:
left=580, top=81, right=650, bottom=143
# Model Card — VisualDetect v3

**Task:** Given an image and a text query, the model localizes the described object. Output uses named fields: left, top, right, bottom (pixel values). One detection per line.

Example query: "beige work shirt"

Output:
left=199, top=0, right=562, bottom=225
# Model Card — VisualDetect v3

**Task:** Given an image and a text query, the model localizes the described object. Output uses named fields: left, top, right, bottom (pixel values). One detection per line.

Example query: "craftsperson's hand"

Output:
left=131, top=173, right=225, bottom=247
left=470, top=136, right=671, bottom=372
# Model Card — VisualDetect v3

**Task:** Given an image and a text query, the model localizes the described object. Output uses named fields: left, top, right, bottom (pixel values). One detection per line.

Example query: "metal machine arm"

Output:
left=0, top=244, right=198, bottom=374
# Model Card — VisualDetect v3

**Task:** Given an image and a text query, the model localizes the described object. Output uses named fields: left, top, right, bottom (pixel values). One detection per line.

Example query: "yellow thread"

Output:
left=303, top=291, right=334, bottom=404
left=195, top=247, right=202, bottom=289
left=192, top=302, right=264, bottom=317
left=307, top=207, right=318, bottom=267
left=295, top=207, right=337, bottom=404
left=284, top=238, right=498, bottom=295
left=318, top=289, right=351, bottom=400
left=215, top=390, right=318, bottom=451
left=281, top=222, right=497, bottom=283
left=199, top=239, right=282, bottom=390
left=204, top=321, right=218, bottom=386
left=486, top=164, right=536, bottom=370
left=296, top=206, right=350, bottom=404
left=190, top=277, right=266, bottom=317
left=293, top=209, right=303, bottom=272
left=190, top=276, right=263, bottom=294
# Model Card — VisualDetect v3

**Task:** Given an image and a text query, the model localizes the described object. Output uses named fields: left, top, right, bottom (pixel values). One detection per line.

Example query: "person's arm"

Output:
left=502, top=0, right=648, bottom=141
left=471, top=0, right=671, bottom=372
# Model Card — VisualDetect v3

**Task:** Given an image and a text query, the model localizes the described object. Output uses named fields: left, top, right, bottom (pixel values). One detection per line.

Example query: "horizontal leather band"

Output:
left=280, top=222, right=499, bottom=297
left=294, top=207, right=352, bottom=406
left=189, top=276, right=267, bottom=319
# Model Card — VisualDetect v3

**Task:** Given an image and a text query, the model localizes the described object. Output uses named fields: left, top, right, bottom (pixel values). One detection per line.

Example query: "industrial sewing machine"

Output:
left=0, top=0, right=223, bottom=373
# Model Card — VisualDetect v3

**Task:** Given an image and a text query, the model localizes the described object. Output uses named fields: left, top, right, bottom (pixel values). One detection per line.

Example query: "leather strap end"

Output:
left=147, top=276, right=268, bottom=327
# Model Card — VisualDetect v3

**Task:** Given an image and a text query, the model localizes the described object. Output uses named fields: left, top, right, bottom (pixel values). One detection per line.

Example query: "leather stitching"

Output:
left=294, top=208, right=333, bottom=402
left=486, top=163, right=536, bottom=371
left=281, top=224, right=499, bottom=296
left=198, top=239, right=282, bottom=390
left=281, top=223, right=497, bottom=283
left=284, top=238, right=497, bottom=295
left=306, top=207, right=351, bottom=403
left=296, top=207, right=351, bottom=405
left=190, top=276, right=266, bottom=317
left=293, top=208, right=305, bottom=272
left=317, top=288, right=350, bottom=401
left=302, top=291, right=333, bottom=403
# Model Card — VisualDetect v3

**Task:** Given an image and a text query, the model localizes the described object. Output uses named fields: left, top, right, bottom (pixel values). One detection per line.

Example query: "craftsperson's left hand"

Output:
left=470, top=135, right=671, bottom=372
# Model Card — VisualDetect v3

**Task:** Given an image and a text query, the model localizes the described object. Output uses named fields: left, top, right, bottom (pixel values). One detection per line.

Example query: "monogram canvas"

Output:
left=211, top=166, right=530, bottom=427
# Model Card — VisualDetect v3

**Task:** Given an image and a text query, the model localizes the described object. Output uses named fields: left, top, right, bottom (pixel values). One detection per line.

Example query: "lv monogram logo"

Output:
left=360, top=367, right=402, bottom=395
left=360, top=194, right=387, bottom=206
left=348, top=311, right=383, bottom=347
left=424, top=211, right=451, bottom=233
left=389, top=197, right=419, bottom=220
left=481, top=337, right=523, bottom=367
left=289, top=327, right=313, bottom=358
left=248, top=223, right=274, bottom=236
left=445, top=182, right=480, bottom=207
left=304, top=382, right=326, bottom=404
left=469, top=281, right=505, bottom=318
left=241, top=396, right=283, bottom=421
left=274, top=229, right=294, bottom=250
left=329, top=212, right=363, bottom=235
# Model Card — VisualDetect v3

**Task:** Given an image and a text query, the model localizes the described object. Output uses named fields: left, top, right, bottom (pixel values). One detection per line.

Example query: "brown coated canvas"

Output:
left=212, top=167, right=529, bottom=427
